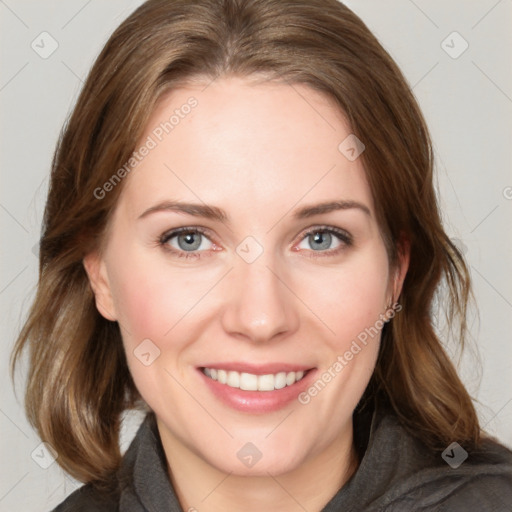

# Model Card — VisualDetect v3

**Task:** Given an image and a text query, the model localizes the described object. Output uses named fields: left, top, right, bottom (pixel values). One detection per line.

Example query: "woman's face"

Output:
left=86, top=76, right=405, bottom=477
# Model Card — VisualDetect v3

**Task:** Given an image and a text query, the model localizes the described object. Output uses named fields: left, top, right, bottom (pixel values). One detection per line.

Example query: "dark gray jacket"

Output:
left=53, top=399, right=512, bottom=511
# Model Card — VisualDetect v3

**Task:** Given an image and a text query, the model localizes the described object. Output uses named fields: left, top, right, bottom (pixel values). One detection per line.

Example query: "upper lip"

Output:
left=199, top=362, right=314, bottom=375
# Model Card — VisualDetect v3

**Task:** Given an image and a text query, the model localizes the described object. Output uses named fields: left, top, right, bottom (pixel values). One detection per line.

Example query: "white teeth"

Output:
left=202, top=368, right=307, bottom=391
left=227, top=371, right=240, bottom=388
left=258, top=374, right=275, bottom=391
left=217, top=369, right=227, bottom=384
left=240, top=372, right=258, bottom=391
left=275, top=372, right=287, bottom=389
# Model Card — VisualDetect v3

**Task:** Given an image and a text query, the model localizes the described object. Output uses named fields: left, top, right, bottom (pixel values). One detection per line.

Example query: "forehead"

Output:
left=117, top=76, right=374, bottom=220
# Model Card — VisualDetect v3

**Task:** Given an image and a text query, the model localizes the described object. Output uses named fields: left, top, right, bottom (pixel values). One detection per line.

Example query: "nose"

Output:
left=220, top=252, right=300, bottom=344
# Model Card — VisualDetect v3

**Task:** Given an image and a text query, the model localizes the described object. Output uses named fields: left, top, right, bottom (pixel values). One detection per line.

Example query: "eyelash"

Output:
left=158, top=225, right=353, bottom=260
left=159, top=226, right=212, bottom=260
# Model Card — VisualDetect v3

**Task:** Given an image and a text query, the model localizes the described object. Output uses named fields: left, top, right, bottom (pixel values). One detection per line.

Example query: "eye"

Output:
left=160, top=227, right=214, bottom=258
left=296, top=226, right=352, bottom=255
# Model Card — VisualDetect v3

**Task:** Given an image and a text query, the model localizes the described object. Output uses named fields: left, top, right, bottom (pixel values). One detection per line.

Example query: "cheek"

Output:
left=105, top=243, right=183, bottom=350
left=111, top=274, right=168, bottom=343
left=106, top=254, right=195, bottom=400
left=299, top=249, right=390, bottom=350
left=106, top=249, right=217, bottom=347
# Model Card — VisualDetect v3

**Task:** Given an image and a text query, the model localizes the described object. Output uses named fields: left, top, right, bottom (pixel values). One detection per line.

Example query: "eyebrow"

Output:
left=293, top=200, right=371, bottom=219
left=138, top=201, right=228, bottom=222
left=138, top=199, right=371, bottom=222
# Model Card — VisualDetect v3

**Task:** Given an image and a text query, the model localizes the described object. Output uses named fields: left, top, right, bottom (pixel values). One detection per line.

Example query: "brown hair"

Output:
left=12, top=0, right=482, bottom=484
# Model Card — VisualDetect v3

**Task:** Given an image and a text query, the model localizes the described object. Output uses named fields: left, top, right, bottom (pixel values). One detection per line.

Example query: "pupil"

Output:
left=178, top=233, right=201, bottom=251
left=311, top=231, right=331, bottom=250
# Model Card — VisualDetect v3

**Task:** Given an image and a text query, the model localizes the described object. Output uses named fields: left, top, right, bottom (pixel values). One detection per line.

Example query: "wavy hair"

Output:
left=12, top=0, right=481, bottom=484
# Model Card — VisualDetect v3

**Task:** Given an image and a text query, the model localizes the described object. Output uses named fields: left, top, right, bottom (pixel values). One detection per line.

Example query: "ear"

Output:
left=389, top=233, right=410, bottom=304
left=83, top=251, right=118, bottom=321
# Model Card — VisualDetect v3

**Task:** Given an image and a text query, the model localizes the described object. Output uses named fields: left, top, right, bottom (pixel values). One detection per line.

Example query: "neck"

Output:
left=158, top=421, right=359, bottom=512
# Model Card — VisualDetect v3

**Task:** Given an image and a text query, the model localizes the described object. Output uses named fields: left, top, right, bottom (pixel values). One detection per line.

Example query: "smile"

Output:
left=202, top=367, right=306, bottom=391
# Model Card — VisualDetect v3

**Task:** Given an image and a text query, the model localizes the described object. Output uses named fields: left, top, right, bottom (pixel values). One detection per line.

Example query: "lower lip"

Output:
left=197, top=368, right=316, bottom=413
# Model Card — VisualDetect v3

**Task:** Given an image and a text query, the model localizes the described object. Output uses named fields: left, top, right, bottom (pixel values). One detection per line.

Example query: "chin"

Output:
left=197, top=435, right=309, bottom=477
left=212, top=452, right=304, bottom=478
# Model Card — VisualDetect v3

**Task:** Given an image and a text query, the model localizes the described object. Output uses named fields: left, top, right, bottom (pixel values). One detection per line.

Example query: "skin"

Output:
left=84, top=76, right=408, bottom=512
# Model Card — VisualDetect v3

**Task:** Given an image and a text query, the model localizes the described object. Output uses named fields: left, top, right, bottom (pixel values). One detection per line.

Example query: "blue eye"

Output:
left=159, top=225, right=352, bottom=260
left=297, top=227, right=352, bottom=255
left=160, top=227, right=213, bottom=258
left=306, top=231, right=336, bottom=251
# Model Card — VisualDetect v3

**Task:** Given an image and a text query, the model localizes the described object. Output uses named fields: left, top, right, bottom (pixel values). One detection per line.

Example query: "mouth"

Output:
left=197, top=363, right=316, bottom=413
left=201, top=367, right=307, bottom=391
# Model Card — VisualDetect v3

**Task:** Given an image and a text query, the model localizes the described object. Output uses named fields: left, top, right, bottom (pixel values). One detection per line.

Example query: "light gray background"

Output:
left=1, top=1, right=511, bottom=510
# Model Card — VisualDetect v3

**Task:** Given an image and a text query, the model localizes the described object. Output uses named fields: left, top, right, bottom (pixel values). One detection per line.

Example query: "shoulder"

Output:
left=348, top=400, right=512, bottom=511
left=378, top=416, right=512, bottom=511
left=50, top=412, right=163, bottom=512
left=51, top=482, right=119, bottom=512
left=423, top=436, right=512, bottom=511
left=432, top=471, right=512, bottom=511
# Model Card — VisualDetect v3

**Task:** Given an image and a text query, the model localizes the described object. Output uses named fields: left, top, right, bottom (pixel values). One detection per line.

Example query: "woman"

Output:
left=11, top=0, right=512, bottom=510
